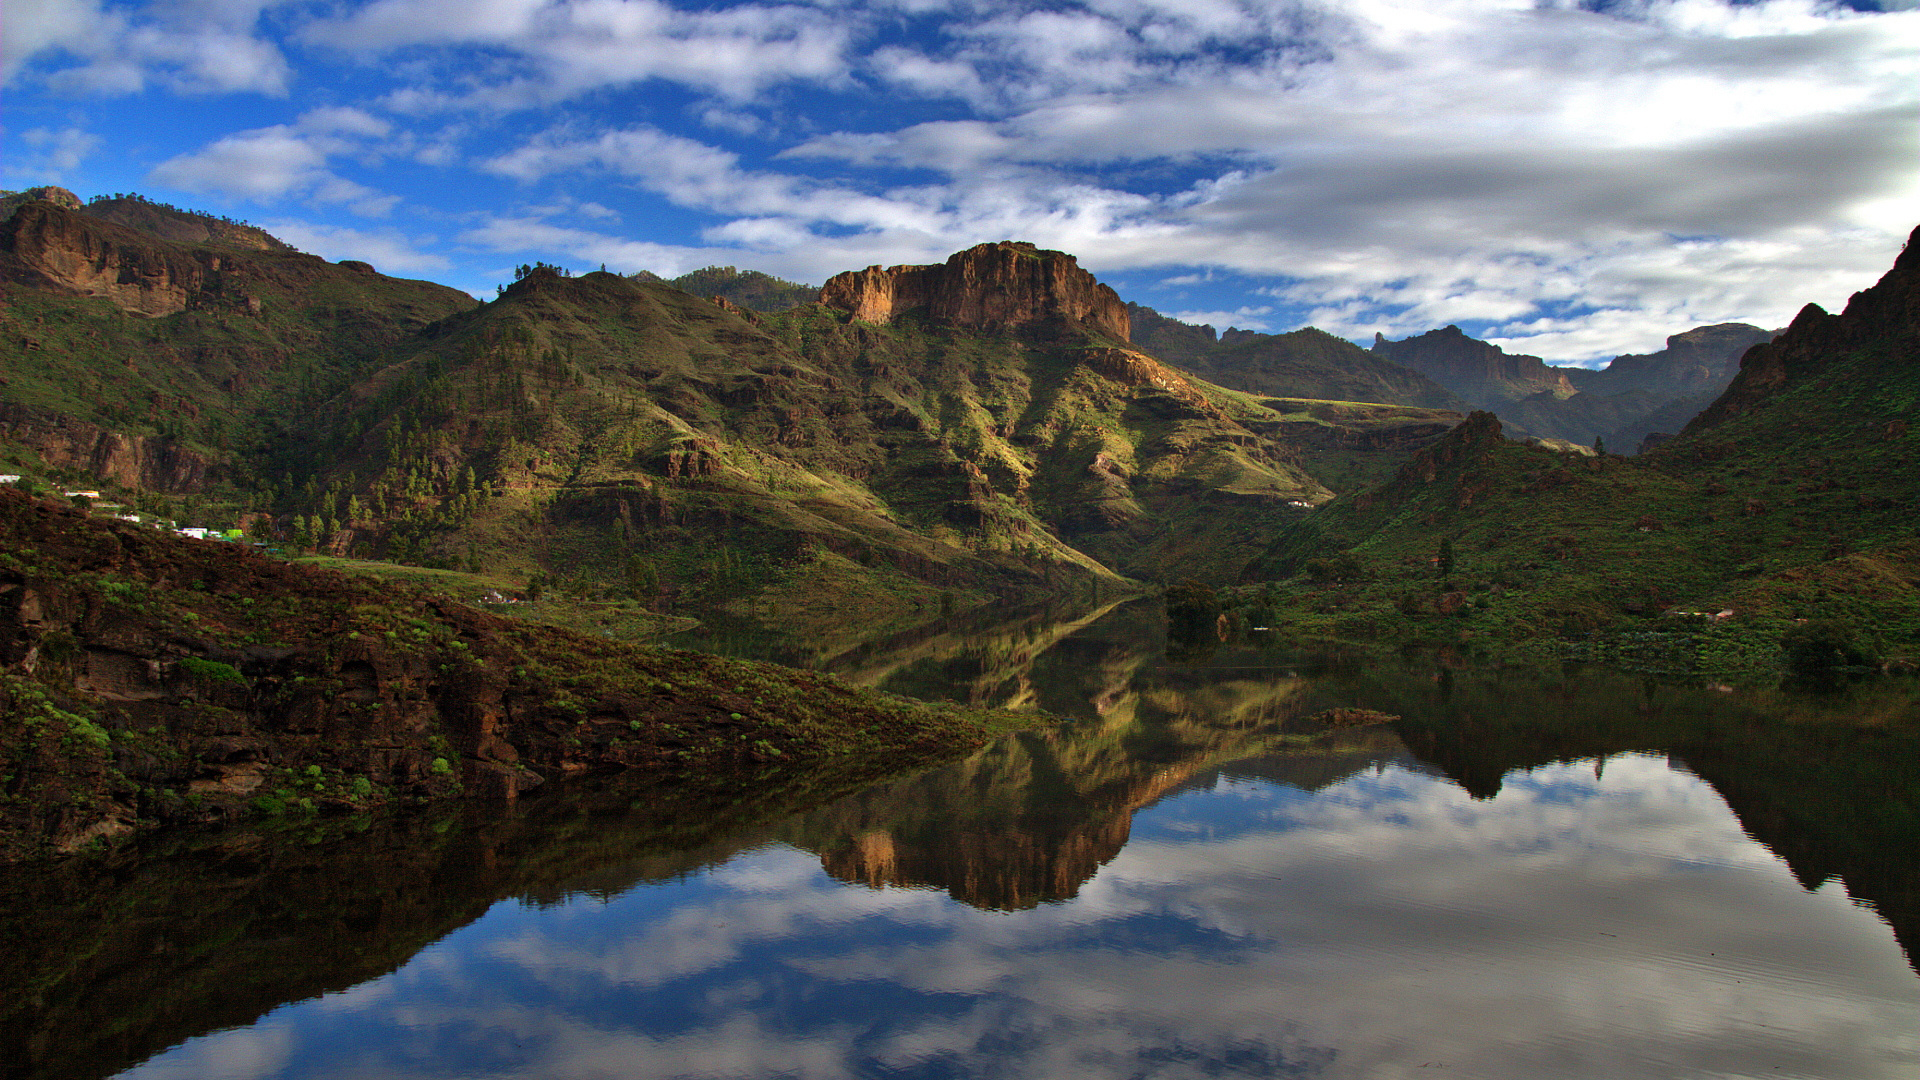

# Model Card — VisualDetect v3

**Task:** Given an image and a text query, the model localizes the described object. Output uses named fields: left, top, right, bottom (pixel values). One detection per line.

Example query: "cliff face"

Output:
left=1685, top=224, right=1920, bottom=436
left=1371, top=325, right=1576, bottom=406
left=0, top=201, right=253, bottom=318
left=820, top=241, right=1130, bottom=340
left=1568, top=323, right=1774, bottom=397
left=0, top=404, right=216, bottom=491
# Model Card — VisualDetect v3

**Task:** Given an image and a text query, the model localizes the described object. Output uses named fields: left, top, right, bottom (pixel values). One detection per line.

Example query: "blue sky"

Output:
left=4, top=0, right=1916, bottom=364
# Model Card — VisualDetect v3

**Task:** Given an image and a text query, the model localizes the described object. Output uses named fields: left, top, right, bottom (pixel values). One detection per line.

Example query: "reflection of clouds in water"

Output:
left=117, top=1022, right=296, bottom=1080
left=121, top=757, right=1920, bottom=1080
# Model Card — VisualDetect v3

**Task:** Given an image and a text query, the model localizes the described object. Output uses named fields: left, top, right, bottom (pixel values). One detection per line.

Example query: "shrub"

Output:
left=178, top=656, right=248, bottom=686
left=1781, top=620, right=1872, bottom=674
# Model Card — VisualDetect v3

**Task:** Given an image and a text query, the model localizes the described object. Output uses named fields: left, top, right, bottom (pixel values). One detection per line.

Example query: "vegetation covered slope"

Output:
left=1128, top=303, right=1466, bottom=410
left=0, top=486, right=1034, bottom=861
left=0, top=198, right=476, bottom=486
left=1237, top=224, right=1920, bottom=668
left=271, top=250, right=1335, bottom=623
left=661, top=265, right=819, bottom=312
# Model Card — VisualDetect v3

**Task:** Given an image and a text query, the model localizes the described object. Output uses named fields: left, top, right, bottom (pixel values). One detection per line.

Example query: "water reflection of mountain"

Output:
left=0, top=762, right=904, bottom=1080
left=1326, top=658, right=1920, bottom=974
left=787, top=722, right=1405, bottom=911
left=782, top=604, right=1412, bottom=909
left=7, top=602, right=1917, bottom=1080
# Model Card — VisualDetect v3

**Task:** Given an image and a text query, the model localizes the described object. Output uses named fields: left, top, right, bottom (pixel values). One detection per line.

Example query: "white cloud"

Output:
left=6, top=0, right=292, bottom=94
left=302, top=0, right=858, bottom=104
left=5, top=126, right=103, bottom=183
left=147, top=108, right=406, bottom=217
left=260, top=220, right=453, bottom=273
left=1169, top=305, right=1275, bottom=331
left=458, top=214, right=749, bottom=278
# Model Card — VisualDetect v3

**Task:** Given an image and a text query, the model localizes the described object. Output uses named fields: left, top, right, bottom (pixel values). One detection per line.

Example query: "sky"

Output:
left=3, top=0, right=1916, bottom=365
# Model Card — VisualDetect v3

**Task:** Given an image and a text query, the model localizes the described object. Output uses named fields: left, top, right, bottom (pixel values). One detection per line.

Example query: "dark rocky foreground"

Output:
left=0, top=487, right=1031, bottom=861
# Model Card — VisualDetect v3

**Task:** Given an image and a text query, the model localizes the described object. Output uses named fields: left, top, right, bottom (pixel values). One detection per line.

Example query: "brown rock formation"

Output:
left=1372, top=325, right=1576, bottom=406
left=1, top=201, right=238, bottom=317
left=1684, top=223, right=1920, bottom=437
left=0, top=403, right=216, bottom=490
left=820, top=241, right=1130, bottom=340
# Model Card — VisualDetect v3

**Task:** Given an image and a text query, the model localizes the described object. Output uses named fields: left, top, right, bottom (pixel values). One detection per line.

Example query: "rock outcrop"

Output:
left=821, top=241, right=1130, bottom=340
left=0, top=201, right=256, bottom=317
left=0, top=186, right=83, bottom=220
left=0, top=404, right=216, bottom=491
left=1685, top=224, right=1920, bottom=437
left=1372, top=325, right=1576, bottom=406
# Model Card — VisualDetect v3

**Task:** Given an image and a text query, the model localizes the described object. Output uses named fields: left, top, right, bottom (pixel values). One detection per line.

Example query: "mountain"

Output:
left=1244, top=223, right=1920, bottom=658
left=1567, top=322, right=1774, bottom=397
left=261, top=240, right=1338, bottom=636
left=1128, top=303, right=1466, bottom=411
left=1372, top=320, right=1775, bottom=451
left=0, top=195, right=476, bottom=488
left=1, top=198, right=1352, bottom=625
left=1370, top=325, right=1576, bottom=407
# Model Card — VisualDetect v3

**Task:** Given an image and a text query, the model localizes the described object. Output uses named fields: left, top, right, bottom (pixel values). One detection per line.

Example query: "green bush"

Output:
left=1781, top=620, right=1872, bottom=674
left=178, top=656, right=248, bottom=686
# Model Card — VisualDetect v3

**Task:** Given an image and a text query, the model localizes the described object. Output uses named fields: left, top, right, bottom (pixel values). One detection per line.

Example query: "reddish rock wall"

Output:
left=821, top=242, right=1130, bottom=340
left=0, top=404, right=216, bottom=491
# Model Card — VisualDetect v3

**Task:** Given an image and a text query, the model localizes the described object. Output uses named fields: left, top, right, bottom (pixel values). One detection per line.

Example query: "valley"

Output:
left=1, top=183, right=1916, bottom=860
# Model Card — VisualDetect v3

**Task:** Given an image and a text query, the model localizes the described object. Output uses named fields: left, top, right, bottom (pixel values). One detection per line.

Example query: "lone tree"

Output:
left=1437, top=536, right=1456, bottom=578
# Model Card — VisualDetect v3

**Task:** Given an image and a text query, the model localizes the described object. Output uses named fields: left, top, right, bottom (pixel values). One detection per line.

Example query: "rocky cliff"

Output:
left=0, top=201, right=254, bottom=318
left=0, top=403, right=216, bottom=490
left=821, top=241, right=1130, bottom=340
left=1371, top=325, right=1576, bottom=406
left=1684, top=224, right=1920, bottom=437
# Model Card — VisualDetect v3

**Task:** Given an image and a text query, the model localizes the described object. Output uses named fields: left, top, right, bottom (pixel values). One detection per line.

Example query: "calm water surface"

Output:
left=8, top=599, right=1917, bottom=1079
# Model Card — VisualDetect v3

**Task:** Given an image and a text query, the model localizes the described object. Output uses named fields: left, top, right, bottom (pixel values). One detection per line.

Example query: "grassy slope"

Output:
left=0, top=205, right=476, bottom=462
left=1232, top=226, right=1920, bottom=669
left=277, top=269, right=1339, bottom=631
left=0, top=487, right=1040, bottom=861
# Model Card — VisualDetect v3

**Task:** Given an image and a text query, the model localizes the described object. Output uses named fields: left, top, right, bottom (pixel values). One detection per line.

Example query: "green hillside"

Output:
left=1232, top=226, right=1920, bottom=671
left=270, top=265, right=1334, bottom=634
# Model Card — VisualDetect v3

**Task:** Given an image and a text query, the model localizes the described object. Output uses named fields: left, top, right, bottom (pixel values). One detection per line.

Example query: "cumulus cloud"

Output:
left=5, top=0, right=292, bottom=94
left=4, top=126, right=103, bottom=183
left=261, top=220, right=453, bottom=273
left=301, top=0, right=858, bottom=104
left=148, top=108, right=403, bottom=216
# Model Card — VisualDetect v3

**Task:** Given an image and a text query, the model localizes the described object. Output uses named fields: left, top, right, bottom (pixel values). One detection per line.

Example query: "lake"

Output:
left=6, top=598, right=1917, bottom=1079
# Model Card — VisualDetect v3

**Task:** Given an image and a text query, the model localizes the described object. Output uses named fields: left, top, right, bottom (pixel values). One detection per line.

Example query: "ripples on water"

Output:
left=9, top=599, right=1917, bottom=1080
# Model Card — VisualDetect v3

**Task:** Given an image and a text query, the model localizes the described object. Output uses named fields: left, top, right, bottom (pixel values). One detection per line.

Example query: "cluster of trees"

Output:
left=87, top=191, right=257, bottom=228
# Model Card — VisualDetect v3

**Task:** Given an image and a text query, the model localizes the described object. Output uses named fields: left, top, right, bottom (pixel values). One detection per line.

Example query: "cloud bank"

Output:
left=5, top=0, right=1916, bottom=361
